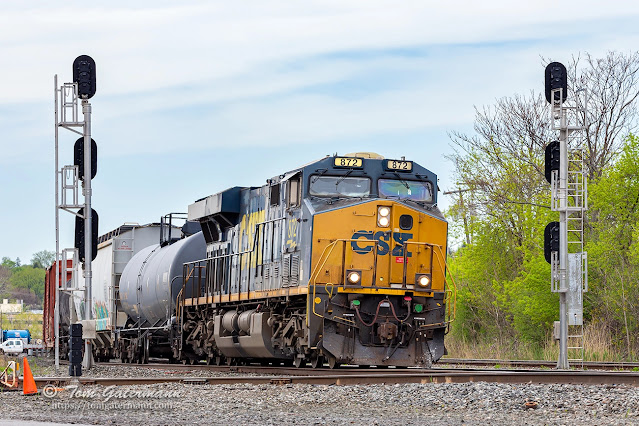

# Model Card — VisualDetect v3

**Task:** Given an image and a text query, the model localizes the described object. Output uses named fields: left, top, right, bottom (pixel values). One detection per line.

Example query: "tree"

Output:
left=30, top=250, right=55, bottom=269
left=0, top=265, right=10, bottom=296
left=9, top=266, right=45, bottom=300
left=587, top=134, right=639, bottom=355
left=1, top=257, right=16, bottom=269
left=446, top=51, right=639, bottom=350
left=572, top=52, right=639, bottom=179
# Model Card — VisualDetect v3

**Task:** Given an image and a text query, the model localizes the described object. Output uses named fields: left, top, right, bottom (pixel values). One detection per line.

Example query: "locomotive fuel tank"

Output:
left=119, top=232, right=206, bottom=327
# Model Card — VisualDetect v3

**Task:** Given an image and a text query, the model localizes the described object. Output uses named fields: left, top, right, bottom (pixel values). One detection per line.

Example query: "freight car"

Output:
left=44, top=221, right=190, bottom=361
left=174, top=152, right=454, bottom=367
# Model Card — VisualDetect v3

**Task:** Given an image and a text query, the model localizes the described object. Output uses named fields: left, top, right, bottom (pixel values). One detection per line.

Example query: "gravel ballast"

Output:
left=2, top=380, right=639, bottom=425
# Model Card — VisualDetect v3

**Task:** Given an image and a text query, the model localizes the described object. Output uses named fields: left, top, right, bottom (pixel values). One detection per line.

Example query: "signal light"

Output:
left=69, top=323, right=83, bottom=377
left=545, top=62, right=567, bottom=104
left=74, top=137, right=97, bottom=180
left=544, top=140, right=560, bottom=183
left=75, top=208, right=99, bottom=262
left=544, top=221, right=560, bottom=263
left=73, top=55, right=96, bottom=99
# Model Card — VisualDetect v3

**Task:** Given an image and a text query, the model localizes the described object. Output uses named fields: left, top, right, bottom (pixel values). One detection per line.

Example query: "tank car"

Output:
left=176, top=152, right=454, bottom=367
left=117, top=227, right=205, bottom=363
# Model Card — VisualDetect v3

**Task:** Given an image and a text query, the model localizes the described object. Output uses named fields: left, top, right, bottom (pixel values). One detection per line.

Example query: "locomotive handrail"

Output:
left=431, top=244, right=458, bottom=327
left=179, top=217, right=290, bottom=308
left=309, top=239, right=351, bottom=324
left=308, top=238, right=457, bottom=328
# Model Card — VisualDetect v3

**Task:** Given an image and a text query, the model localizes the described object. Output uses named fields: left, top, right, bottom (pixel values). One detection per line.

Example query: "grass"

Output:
left=0, top=312, right=43, bottom=340
left=444, top=322, right=635, bottom=362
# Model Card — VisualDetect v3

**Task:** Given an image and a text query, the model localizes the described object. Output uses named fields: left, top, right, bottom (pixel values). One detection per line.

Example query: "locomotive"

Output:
left=46, top=152, right=454, bottom=367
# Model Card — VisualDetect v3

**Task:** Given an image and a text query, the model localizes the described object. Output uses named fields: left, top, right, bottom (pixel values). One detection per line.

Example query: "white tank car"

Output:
left=70, top=223, right=179, bottom=337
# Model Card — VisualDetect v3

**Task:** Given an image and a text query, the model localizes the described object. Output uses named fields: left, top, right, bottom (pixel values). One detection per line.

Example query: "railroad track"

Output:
left=23, top=357, right=639, bottom=390
left=89, top=357, right=639, bottom=371
left=29, top=369, right=639, bottom=388
left=440, top=358, right=639, bottom=371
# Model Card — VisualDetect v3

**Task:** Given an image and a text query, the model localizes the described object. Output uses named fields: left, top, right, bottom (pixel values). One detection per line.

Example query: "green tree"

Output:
left=587, top=134, right=639, bottom=356
left=446, top=51, right=639, bottom=352
left=9, top=266, right=45, bottom=299
left=1, top=257, right=16, bottom=269
left=30, top=250, right=55, bottom=269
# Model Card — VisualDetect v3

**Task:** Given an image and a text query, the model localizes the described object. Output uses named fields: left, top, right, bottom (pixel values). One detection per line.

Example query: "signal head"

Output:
left=545, top=62, right=567, bottom=104
left=73, top=55, right=96, bottom=99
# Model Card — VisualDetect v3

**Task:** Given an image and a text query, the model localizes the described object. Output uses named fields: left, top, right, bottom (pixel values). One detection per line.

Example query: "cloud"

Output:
left=2, top=1, right=639, bottom=103
left=2, top=1, right=639, bottom=261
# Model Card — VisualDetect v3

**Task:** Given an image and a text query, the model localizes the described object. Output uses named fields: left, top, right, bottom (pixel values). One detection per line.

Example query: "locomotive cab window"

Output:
left=287, top=173, right=302, bottom=208
left=309, top=176, right=370, bottom=198
left=378, top=179, right=433, bottom=202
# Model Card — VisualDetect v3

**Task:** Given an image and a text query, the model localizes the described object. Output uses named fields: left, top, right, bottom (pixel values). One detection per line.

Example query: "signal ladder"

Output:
left=550, top=90, right=588, bottom=368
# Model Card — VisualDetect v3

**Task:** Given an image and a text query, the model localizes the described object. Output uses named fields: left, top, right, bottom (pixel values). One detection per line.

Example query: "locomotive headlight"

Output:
left=346, top=269, right=362, bottom=285
left=416, top=274, right=432, bottom=289
left=377, top=206, right=391, bottom=227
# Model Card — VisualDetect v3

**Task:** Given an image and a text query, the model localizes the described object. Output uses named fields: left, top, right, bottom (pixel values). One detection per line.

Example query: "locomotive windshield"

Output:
left=309, top=176, right=371, bottom=198
left=378, top=179, right=433, bottom=202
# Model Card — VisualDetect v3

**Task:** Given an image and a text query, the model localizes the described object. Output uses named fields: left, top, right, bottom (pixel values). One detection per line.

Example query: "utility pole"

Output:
left=443, top=188, right=472, bottom=246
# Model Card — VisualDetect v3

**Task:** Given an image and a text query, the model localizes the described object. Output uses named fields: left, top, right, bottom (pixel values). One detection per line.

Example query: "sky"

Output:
left=2, top=1, right=639, bottom=264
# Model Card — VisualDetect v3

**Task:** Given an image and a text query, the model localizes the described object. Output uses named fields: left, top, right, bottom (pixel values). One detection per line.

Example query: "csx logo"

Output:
left=351, top=231, right=412, bottom=257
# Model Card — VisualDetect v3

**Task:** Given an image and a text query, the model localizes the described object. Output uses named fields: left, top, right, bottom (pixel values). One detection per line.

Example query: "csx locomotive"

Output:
left=175, top=152, right=453, bottom=367
left=45, top=152, right=454, bottom=368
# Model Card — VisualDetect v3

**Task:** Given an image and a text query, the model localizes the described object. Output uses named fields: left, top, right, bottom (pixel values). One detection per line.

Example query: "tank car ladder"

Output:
left=110, top=226, right=136, bottom=331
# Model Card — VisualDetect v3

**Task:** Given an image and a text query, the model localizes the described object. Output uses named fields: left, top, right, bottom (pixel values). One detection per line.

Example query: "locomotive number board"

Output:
left=384, top=159, right=413, bottom=172
left=333, top=157, right=363, bottom=168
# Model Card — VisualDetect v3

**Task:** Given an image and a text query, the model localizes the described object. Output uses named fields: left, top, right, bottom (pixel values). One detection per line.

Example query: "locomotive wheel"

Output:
left=181, top=358, right=189, bottom=365
left=215, top=356, right=223, bottom=366
left=226, top=357, right=236, bottom=366
left=293, top=357, right=307, bottom=368
left=327, top=355, right=341, bottom=369
left=310, top=355, right=323, bottom=369
left=206, top=356, right=213, bottom=365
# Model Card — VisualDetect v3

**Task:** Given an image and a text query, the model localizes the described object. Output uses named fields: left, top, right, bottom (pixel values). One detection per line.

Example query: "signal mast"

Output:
left=543, top=62, right=588, bottom=369
left=54, top=56, right=98, bottom=373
